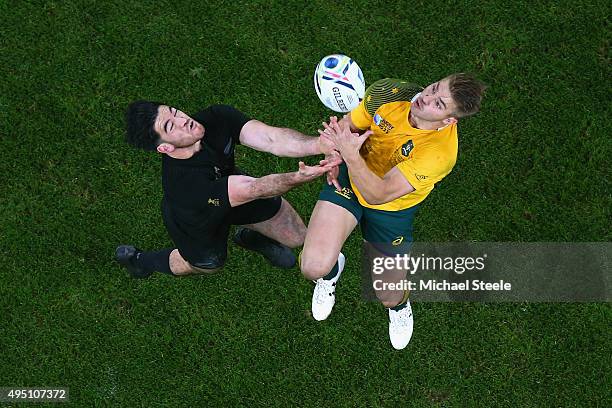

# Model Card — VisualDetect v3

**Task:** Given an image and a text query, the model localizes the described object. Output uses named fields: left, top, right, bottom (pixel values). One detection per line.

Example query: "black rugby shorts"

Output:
left=162, top=185, right=281, bottom=268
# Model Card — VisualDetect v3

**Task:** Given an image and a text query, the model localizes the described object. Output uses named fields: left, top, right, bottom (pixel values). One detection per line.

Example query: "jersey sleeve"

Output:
left=395, top=148, right=453, bottom=191
left=350, top=99, right=374, bottom=130
left=209, top=105, right=251, bottom=145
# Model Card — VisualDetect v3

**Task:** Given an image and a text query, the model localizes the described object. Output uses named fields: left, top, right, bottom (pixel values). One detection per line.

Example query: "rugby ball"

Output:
left=314, top=54, right=365, bottom=113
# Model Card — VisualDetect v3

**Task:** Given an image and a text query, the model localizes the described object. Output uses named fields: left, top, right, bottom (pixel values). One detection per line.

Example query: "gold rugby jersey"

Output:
left=350, top=78, right=458, bottom=211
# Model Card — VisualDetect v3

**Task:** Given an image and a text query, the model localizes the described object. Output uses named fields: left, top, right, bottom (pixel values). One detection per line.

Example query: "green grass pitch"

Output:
left=0, top=0, right=610, bottom=406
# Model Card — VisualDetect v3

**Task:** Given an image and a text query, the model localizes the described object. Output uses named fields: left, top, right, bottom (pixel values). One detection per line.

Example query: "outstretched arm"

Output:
left=343, top=157, right=415, bottom=205
left=322, top=120, right=414, bottom=205
left=239, top=120, right=333, bottom=157
left=227, top=159, right=339, bottom=207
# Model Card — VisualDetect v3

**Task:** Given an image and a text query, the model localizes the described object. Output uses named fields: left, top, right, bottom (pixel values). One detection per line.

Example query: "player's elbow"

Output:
left=365, top=197, right=385, bottom=205
left=361, top=190, right=388, bottom=206
left=228, top=175, right=258, bottom=207
left=365, top=197, right=387, bottom=205
left=264, top=141, right=284, bottom=157
left=268, top=146, right=292, bottom=157
left=262, top=129, right=292, bottom=157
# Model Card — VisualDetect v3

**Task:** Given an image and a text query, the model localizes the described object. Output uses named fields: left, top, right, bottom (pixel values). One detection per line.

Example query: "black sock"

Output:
left=133, top=248, right=174, bottom=275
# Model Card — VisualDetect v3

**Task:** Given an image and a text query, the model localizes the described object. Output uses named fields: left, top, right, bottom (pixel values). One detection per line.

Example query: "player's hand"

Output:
left=322, top=150, right=342, bottom=190
left=326, top=165, right=341, bottom=190
left=322, top=120, right=372, bottom=161
left=317, top=116, right=340, bottom=153
left=297, top=161, right=332, bottom=181
left=318, top=128, right=336, bottom=155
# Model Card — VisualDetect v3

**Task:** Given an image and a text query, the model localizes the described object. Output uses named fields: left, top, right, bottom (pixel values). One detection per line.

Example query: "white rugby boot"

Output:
left=388, top=300, right=414, bottom=350
left=311, top=252, right=346, bottom=321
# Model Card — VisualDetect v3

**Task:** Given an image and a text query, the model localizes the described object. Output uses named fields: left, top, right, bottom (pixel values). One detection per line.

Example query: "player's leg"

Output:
left=115, top=245, right=173, bottom=278
left=300, top=163, right=362, bottom=320
left=115, top=246, right=223, bottom=277
left=240, top=198, right=306, bottom=248
left=228, top=196, right=298, bottom=268
left=300, top=200, right=357, bottom=280
left=116, top=200, right=228, bottom=278
left=301, top=200, right=358, bottom=321
left=362, top=205, right=419, bottom=350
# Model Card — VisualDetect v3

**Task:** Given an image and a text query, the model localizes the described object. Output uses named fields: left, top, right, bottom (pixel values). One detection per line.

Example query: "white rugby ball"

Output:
left=314, top=54, right=365, bottom=113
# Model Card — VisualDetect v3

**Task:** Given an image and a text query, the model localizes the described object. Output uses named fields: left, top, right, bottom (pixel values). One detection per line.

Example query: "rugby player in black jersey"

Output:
left=116, top=102, right=337, bottom=278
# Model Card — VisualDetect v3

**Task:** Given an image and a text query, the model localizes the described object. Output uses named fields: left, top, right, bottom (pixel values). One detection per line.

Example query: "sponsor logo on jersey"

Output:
left=334, top=187, right=353, bottom=200
left=415, top=174, right=428, bottom=181
left=401, top=140, right=414, bottom=157
left=373, top=114, right=394, bottom=133
left=208, top=198, right=220, bottom=206
left=392, top=236, right=404, bottom=246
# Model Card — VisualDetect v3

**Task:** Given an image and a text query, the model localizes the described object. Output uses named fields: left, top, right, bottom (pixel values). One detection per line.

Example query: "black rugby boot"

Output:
left=232, top=227, right=296, bottom=269
left=115, top=245, right=153, bottom=278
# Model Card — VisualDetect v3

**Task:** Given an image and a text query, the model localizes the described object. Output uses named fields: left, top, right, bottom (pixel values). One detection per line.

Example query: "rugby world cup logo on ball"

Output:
left=314, top=54, right=366, bottom=113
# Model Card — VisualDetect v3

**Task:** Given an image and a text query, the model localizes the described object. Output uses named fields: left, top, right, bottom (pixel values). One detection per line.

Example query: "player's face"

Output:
left=411, top=78, right=457, bottom=123
left=154, top=105, right=205, bottom=148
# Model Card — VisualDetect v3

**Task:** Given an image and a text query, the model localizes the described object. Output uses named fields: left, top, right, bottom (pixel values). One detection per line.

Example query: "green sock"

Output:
left=323, top=261, right=339, bottom=280
left=391, top=301, right=407, bottom=311
left=390, top=290, right=410, bottom=311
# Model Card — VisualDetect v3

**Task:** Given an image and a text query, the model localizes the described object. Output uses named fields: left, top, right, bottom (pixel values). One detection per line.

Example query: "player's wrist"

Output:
left=342, top=150, right=360, bottom=165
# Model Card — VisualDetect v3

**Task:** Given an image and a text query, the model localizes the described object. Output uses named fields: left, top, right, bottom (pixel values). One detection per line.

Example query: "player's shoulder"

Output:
left=414, top=128, right=458, bottom=165
left=363, top=78, right=423, bottom=116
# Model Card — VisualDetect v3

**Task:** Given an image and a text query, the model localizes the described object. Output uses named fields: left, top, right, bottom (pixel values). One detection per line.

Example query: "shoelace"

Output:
left=313, top=279, right=335, bottom=304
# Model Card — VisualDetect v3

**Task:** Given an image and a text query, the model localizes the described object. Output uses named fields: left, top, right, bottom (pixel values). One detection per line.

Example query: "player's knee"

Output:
left=285, top=229, right=305, bottom=248
left=300, top=256, right=331, bottom=280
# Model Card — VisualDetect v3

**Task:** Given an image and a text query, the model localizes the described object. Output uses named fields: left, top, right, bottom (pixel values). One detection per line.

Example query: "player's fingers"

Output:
left=318, top=129, right=332, bottom=138
left=314, top=166, right=330, bottom=176
left=322, top=122, right=334, bottom=132
left=318, top=132, right=334, bottom=144
left=332, top=178, right=341, bottom=191
left=358, top=131, right=373, bottom=141
left=329, top=157, right=342, bottom=166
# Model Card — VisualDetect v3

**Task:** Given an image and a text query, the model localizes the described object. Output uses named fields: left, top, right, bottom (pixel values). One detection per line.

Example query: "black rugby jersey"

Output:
left=161, top=105, right=250, bottom=216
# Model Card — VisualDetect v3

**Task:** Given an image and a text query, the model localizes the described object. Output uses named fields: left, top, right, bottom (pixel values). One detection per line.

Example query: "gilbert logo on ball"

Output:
left=314, top=54, right=365, bottom=113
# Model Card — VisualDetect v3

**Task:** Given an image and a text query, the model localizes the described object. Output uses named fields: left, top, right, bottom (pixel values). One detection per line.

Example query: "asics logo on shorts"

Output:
left=334, top=187, right=353, bottom=200
left=392, top=236, right=404, bottom=246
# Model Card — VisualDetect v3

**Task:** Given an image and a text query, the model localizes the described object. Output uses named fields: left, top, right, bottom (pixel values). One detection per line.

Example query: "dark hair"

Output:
left=446, top=73, right=487, bottom=118
left=125, top=100, right=163, bottom=151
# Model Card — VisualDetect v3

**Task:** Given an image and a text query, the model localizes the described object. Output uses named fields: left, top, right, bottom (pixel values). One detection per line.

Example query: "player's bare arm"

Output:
left=345, top=162, right=415, bottom=205
left=324, top=120, right=414, bottom=205
left=239, top=120, right=334, bottom=157
left=227, top=160, right=337, bottom=207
